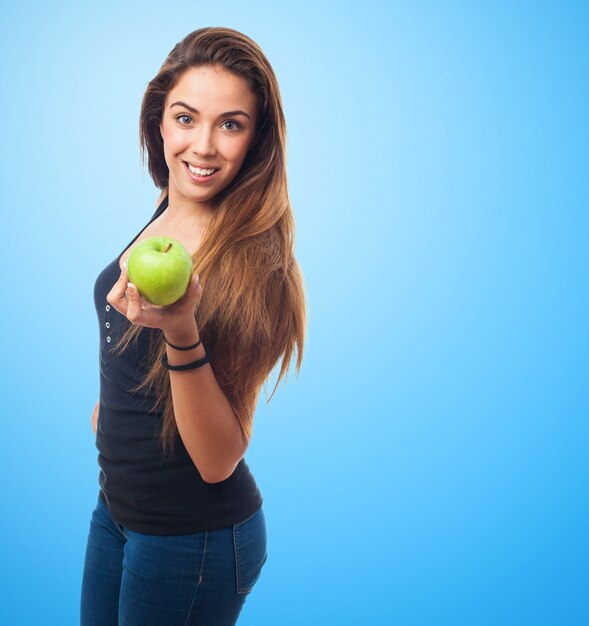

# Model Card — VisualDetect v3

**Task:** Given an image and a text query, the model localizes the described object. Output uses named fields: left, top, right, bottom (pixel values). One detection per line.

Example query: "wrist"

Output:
left=163, top=321, right=206, bottom=365
left=163, top=320, right=199, bottom=346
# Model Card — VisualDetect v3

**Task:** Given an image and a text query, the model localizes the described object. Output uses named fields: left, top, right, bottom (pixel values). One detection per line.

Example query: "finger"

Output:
left=191, top=273, right=202, bottom=301
left=106, top=265, right=130, bottom=315
left=125, top=282, right=142, bottom=322
left=173, top=273, right=200, bottom=306
left=195, top=277, right=203, bottom=306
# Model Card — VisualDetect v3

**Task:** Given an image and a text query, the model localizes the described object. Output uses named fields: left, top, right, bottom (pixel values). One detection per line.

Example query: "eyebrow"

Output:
left=169, top=101, right=251, bottom=119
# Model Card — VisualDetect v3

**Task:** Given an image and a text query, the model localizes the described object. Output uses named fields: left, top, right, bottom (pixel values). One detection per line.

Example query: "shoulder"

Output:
left=155, top=187, right=168, bottom=208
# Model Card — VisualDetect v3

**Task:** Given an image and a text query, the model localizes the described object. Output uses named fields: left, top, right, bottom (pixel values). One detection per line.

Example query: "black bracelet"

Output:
left=163, top=336, right=202, bottom=351
left=161, top=343, right=211, bottom=371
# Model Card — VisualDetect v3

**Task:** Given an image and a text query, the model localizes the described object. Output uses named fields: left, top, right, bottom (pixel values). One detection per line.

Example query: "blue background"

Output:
left=0, top=1, right=587, bottom=624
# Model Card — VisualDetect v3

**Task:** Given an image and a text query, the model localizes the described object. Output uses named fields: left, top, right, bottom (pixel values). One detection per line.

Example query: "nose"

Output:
left=191, top=124, right=217, bottom=157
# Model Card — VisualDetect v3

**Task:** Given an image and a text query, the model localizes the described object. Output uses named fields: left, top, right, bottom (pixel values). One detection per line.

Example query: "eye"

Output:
left=174, top=114, right=193, bottom=125
left=222, top=120, right=242, bottom=131
left=173, top=114, right=242, bottom=131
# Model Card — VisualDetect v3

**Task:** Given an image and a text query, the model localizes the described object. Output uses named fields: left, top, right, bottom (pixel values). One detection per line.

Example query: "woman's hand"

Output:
left=91, top=399, right=100, bottom=434
left=106, top=263, right=203, bottom=335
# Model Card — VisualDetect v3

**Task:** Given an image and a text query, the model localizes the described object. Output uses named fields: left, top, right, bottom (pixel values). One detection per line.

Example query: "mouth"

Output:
left=183, top=161, right=220, bottom=183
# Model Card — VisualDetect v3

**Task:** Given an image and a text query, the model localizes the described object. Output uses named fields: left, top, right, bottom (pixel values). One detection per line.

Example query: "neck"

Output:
left=164, top=187, right=215, bottom=230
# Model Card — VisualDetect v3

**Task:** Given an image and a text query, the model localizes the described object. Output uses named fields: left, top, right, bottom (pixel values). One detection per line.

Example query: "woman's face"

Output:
left=160, top=65, right=258, bottom=209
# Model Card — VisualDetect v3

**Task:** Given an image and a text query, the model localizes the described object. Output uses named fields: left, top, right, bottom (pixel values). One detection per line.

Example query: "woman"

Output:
left=80, top=26, right=306, bottom=625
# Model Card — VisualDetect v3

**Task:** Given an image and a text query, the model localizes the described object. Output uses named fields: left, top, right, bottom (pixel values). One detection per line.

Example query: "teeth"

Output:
left=187, top=163, right=216, bottom=176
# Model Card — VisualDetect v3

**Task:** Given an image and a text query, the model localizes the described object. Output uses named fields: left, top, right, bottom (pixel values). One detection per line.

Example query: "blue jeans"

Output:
left=80, top=493, right=268, bottom=625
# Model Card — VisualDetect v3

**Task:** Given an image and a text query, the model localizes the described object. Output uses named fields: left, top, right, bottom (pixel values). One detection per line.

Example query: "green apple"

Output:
left=127, top=236, right=193, bottom=306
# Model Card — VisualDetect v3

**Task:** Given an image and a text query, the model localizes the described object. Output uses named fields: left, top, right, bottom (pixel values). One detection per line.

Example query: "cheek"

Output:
left=223, top=138, right=253, bottom=166
left=163, top=127, right=185, bottom=151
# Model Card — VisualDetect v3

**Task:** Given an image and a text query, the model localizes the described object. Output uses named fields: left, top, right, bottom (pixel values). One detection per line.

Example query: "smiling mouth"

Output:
left=183, top=160, right=220, bottom=183
left=183, top=161, right=218, bottom=176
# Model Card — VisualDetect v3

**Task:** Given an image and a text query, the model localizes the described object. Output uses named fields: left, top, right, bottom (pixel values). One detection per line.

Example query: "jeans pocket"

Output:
left=233, top=506, right=268, bottom=595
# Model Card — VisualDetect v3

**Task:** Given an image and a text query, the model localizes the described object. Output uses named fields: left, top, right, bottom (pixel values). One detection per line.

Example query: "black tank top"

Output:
left=92, top=193, right=263, bottom=535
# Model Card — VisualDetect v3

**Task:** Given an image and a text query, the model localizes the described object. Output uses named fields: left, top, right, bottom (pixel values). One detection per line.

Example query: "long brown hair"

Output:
left=109, top=26, right=306, bottom=458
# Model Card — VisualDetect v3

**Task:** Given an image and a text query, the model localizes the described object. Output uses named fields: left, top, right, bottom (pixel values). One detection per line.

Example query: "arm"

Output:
left=91, top=399, right=99, bottom=434
left=108, top=240, right=246, bottom=484
left=163, top=321, right=247, bottom=484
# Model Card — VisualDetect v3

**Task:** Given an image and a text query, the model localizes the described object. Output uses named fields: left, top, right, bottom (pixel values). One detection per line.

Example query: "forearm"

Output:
left=164, top=322, right=245, bottom=483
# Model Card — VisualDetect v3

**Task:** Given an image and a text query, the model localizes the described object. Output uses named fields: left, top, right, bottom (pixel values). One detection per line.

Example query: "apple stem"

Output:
left=163, top=243, right=172, bottom=253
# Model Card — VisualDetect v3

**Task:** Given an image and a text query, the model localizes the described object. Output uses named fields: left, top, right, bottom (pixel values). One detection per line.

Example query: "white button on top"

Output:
left=106, top=336, right=112, bottom=343
left=105, top=304, right=110, bottom=312
left=105, top=322, right=110, bottom=329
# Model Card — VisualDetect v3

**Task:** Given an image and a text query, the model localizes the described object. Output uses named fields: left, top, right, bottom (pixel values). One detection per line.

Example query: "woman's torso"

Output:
left=92, top=193, right=263, bottom=536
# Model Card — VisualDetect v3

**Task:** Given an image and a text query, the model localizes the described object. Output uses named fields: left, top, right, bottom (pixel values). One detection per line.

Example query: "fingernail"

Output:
left=127, top=282, right=135, bottom=294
